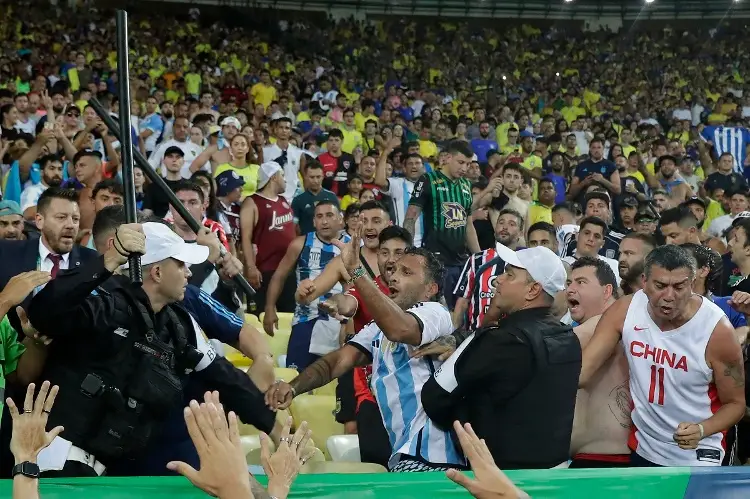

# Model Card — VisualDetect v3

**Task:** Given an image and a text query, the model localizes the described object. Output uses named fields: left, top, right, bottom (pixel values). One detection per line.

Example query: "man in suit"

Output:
left=0, top=187, right=98, bottom=333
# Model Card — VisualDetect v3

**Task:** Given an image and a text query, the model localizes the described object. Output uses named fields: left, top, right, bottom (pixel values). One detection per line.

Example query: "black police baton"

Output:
left=87, top=100, right=257, bottom=299
left=115, top=10, right=142, bottom=283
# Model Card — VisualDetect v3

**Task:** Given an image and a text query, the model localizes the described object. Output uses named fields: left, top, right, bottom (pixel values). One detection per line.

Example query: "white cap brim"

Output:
left=170, top=242, right=210, bottom=265
left=495, top=242, right=525, bottom=271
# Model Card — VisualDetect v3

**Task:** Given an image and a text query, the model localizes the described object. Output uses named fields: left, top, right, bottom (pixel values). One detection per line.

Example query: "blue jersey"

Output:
left=711, top=295, right=748, bottom=330
left=701, top=126, right=750, bottom=174
left=182, top=284, right=243, bottom=344
left=294, top=232, right=351, bottom=325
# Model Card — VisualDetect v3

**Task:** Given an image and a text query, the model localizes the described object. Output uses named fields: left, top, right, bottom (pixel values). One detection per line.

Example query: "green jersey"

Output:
left=409, top=170, right=473, bottom=265
left=0, top=315, right=25, bottom=430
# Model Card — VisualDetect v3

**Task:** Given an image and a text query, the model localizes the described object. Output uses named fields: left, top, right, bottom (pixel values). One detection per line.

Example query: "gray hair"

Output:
left=644, top=245, right=697, bottom=281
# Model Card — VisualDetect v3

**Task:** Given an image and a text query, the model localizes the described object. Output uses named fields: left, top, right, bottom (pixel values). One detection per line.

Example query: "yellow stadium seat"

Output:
left=241, top=435, right=267, bottom=465
left=311, top=379, right=338, bottom=397
left=290, top=395, right=343, bottom=460
left=273, top=367, right=299, bottom=383
left=244, top=313, right=262, bottom=329
left=267, top=330, right=291, bottom=366
left=225, top=344, right=252, bottom=368
left=300, top=462, right=387, bottom=474
left=260, top=312, right=294, bottom=332
left=326, top=434, right=361, bottom=462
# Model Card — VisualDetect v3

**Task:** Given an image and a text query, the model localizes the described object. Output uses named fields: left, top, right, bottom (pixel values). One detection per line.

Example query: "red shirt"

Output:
left=347, top=275, right=389, bottom=411
left=318, top=151, right=356, bottom=196
left=251, top=193, right=295, bottom=272
left=203, top=218, right=230, bottom=251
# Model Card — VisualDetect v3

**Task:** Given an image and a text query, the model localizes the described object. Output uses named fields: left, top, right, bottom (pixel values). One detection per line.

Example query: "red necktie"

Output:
left=48, top=254, right=62, bottom=279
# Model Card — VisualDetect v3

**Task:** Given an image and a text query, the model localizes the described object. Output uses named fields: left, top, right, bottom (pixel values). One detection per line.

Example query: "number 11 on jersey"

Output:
left=649, top=365, right=665, bottom=405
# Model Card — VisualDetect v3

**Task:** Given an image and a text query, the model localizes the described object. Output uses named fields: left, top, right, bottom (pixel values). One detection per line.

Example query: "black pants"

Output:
left=41, top=460, right=100, bottom=478
left=252, top=270, right=296, bottom=316
left=335, top=370, right=356, bottom=425
left=357, top=399, right=392, bottom=468
left=629, top=451, right=662, bottom=467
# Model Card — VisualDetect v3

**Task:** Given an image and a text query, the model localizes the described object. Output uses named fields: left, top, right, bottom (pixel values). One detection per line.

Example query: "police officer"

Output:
left=28, top=222, right=274, bottom=477
left=421, top=244, right=582, bottom=469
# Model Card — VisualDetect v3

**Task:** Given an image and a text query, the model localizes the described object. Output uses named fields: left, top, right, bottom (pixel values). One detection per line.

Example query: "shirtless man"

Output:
left=580, top=245, right=746, bottom=467
left=566, top=256, right=631, bottom=468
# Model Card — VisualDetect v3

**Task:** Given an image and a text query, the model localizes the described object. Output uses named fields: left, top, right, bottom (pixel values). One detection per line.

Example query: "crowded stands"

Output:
left=1, top=0, right=750, bottom=497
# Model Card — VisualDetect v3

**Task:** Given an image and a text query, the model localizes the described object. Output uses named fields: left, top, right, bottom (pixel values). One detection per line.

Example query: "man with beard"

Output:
left=304, top=227, right=412, bottom=467
left=452, top=209, right=524, bottom=331
left=658, top=155, right=693, bottom=204
left=0, top=188, right=97, bottom=333
left=568, top=138, right=621, bottom=204
left=659, top=207, right=724, bottom=254
left=148, top=117, right=203, bottom=178
left=34, top=89, right=65, bottom=133
left=618, top=233, right=657, bottom=295
left=20, top=154, right=64, bottom=220
left=567, top=257, right=631, bottom=468
left=0, top=201, right=24, bottom=240
left=267, top=238, right=463, bottom=472
left=470, top=120, right=499, bottom=164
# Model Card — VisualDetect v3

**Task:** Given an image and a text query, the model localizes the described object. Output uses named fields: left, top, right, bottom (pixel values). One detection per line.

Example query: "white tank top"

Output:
left=622, top=290, right=726, bottom=466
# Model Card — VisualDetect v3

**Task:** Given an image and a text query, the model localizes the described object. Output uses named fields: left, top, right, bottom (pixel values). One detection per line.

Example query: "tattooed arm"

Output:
left=702, top=319, right=747, bottom=437
left=291, top=345, right=369, bottom=395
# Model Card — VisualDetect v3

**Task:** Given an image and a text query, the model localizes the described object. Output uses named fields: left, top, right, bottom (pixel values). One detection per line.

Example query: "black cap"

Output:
left=681, top=196, right=706, bottom=210
left=584, top=190, right=611, bottom=207
left=164, top=145, right=185, bottom=157
left=635, top=211, right=658, bottom=223
left=620, top=195, right=638, bottom=208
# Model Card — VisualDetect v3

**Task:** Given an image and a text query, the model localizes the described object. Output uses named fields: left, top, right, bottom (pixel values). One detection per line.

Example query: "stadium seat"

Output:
left=260, top=312, right=294, bottom=332
left=225, top=345, right=252, bottom=368
left=241, top=435, right=267, bottom=465
left=326, top=435, right=361, bottom=462
left=277, top=354, right=287, bottom=368
left=300, top=462, right=388, bottom=474
left=290, top=395, right=343, bottom=460
left=311, top=379, right=337, bottom=396
left=244, top=313, right=263, bottom=330
left=267, top=331, right=291, bottom=366
left=273, top=367, right=299, bottom=383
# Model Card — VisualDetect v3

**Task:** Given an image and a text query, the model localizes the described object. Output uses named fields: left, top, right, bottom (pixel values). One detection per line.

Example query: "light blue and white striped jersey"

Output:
left=701, top=125, right=750, bottom=173
left=385, top=177, right=424, bottom=247
left=349, top=301, right=465, bottom=468
left=293, top=231, right=351, bottom=325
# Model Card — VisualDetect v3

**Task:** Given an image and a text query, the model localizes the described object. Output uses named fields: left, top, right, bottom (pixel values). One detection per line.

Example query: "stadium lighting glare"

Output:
left=564, top=0, right=574, bottom=3
left=644, top=0, right=654, bottom=3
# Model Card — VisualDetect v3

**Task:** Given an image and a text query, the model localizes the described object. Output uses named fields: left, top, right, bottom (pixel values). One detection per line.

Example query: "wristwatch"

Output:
left=12, top=461, right=40, bottom=479
left=347, top=266, right=368, bottom=284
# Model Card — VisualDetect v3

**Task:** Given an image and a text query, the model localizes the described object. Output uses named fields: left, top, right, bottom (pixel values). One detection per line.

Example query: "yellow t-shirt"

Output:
left=340, top=194, right=359, bottom=211
left=250, top=83, right=276, bottom=110
left=527, top=202, right=553, bottom=226
left=340, top=128, right=363, bottom=154
left=185, top=73, right=201, bottom=96
left=213, top=163, right=260, bottom=199
left=704, top=199, right=726, bottom=229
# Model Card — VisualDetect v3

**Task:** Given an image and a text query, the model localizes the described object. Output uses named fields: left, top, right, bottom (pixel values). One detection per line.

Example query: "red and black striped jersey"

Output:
left=454, top=248, right=505, bottom=331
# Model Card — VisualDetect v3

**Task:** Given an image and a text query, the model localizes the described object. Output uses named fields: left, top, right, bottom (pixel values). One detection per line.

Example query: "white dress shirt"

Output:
left=38, top=238, right=71, bottom=272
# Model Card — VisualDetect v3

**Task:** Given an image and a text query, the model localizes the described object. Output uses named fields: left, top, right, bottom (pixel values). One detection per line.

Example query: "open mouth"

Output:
left=364, top=232, right=378, bottom=242
left=388, top=286, right=399, bottom=297
left=659, top=306, right=672, bottom=315
left=567, top=298, right=580, bottom=312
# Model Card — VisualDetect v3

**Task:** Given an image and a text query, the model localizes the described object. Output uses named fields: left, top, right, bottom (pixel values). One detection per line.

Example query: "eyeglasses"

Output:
left=66, top=111, right=80, bottom=117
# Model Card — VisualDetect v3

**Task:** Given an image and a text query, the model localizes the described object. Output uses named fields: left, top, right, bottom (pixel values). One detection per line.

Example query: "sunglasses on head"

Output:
left=67, top=111, right=80, bottom=117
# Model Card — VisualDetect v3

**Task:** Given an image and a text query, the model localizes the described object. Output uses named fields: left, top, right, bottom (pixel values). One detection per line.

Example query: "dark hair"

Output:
left=732, top=217, right=750, bottom=247
left=92, top=205, right=146, bottom=248
left=344, top=203, right=361, bottom=219
left=92, top=178, right=124, bottom=199
left=379, top=226, right=413, bottom=247
left=404, top=247, right=445, bottom=301
left=578, top=216, right=608, bottom=234
left=446, top=140, right=473, bottom=158
left=403, top=153, right=423, bottom=163
left=622, top=232, right=658, bottom=250
left=527, top=221, right=556, bottom=241
left=553, top=201, right=582, bottom=216
left=359, top=200, right=390, bottom=218
left=191, top=170, right=220, bottom=221
left=497, top=208, right=524, bottom=227
left=644, top=245, right=697, bottom=280
left=38, top=153, right=62, bottom=169
left=502, top=162, right=523, bottom=176
left=305, top=159, right=323, bottom=172
left=37, top=187, right=79, bottom=214
left=680, top=243, right=722, bottom=294
left=328, top=129, right=344, bottom=140
left=314, top=199, right=340, bottom=213
left=589, top=138, right=604, bottom=147
left=659, top=206, right=697, bottom=228
left=275, top=116, right=293, bottom=126
left=571, top=256, right=619, bottom=298
left=538, top=177, right=556, bottom=190
left=173, top=179, right=205, bottom=203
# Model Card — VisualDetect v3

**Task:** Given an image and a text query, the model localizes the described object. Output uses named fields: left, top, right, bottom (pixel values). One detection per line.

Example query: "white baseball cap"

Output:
left=123, top=222, right=209, bottom=268
left=220, top=116, right=241, bottom=129
left=257, top=161, right=283, bottom=189
left=494, top=243, right=567, bottom=297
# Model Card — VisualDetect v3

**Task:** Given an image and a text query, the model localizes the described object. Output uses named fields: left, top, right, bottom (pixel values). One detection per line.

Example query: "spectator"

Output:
left=318, top=129, right=356, bottom=197
left=143, top=146, right=186, bottom=218
left=263, top=117, right=307, bottom=201
left=291, top=160, right=339, bottom=235
left=562, top=216, right=621, bottom=283
left=148, top=117, right=203, bottom=178
left=569, top=138, right=621, bottom=203
left=0, top=201, right=25, bottom=241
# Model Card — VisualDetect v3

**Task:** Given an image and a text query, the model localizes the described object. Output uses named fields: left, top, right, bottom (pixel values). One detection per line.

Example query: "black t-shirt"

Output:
left=143, top=178, right=181, bottom=218
left=704, top=172, right=748, bottom=195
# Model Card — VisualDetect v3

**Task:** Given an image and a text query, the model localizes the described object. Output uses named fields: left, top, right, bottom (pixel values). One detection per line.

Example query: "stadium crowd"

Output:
left=1, top=1, right=750, bottom=497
